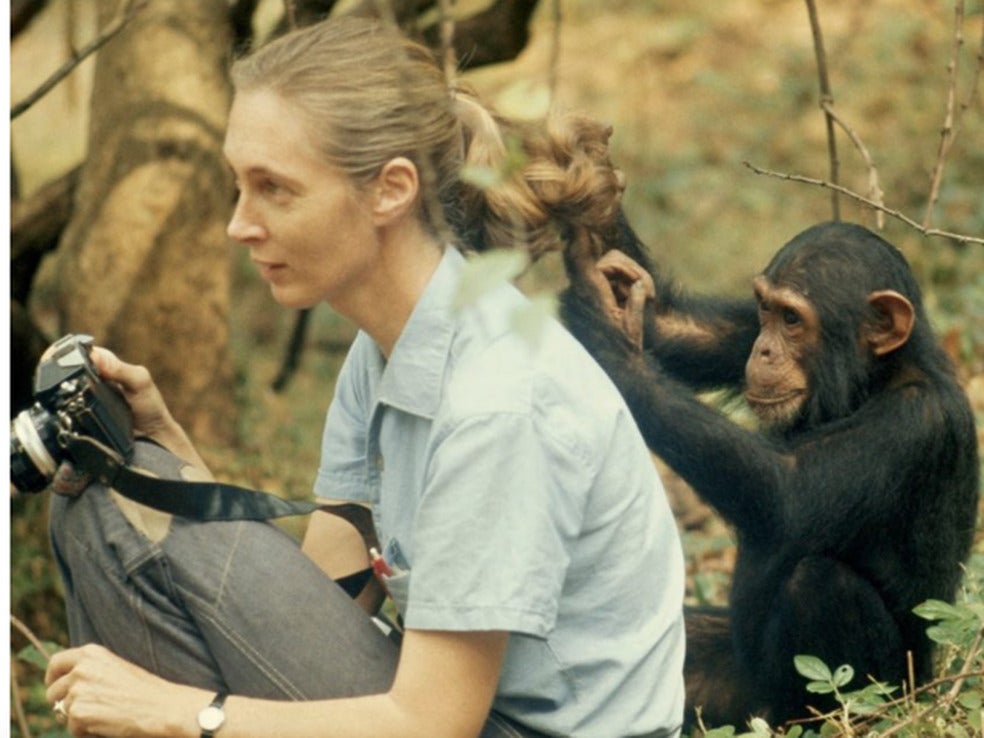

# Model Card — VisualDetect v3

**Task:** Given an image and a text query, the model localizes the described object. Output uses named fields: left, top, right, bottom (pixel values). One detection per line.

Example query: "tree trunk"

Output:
left=56, top=0, right=236, bottom=445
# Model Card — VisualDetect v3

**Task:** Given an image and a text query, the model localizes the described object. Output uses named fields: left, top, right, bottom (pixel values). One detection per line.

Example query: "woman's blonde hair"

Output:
left=231, top=16, right=625, bottom=258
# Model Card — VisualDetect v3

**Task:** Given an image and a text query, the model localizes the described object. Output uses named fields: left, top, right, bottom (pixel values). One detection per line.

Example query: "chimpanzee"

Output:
left=559, top=220, right=980, bottom=728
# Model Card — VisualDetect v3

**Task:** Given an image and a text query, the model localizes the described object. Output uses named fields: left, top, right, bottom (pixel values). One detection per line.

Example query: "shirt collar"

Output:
left=374, top=247, right=463, bottom=419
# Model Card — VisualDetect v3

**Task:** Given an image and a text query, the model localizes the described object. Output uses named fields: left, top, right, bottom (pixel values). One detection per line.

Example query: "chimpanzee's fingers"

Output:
left=623, top=280, right=648, bottom=350
left=598, top=251, right=655, bottom=300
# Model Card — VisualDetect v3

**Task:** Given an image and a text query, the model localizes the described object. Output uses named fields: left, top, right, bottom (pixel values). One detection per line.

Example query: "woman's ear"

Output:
left=372, top=157, right=419, bottom=225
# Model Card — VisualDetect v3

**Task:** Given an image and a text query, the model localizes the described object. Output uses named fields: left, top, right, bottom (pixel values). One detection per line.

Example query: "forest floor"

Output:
left=10, top=0, right=984, bottom=734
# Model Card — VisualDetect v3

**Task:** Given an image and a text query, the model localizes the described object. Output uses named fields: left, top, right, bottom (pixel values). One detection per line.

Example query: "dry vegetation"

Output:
left=10, top=0, right=984, bottom=735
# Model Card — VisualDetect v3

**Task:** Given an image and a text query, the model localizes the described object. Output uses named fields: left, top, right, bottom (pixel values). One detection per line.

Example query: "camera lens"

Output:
left=10, top=405, right=61, bottom=494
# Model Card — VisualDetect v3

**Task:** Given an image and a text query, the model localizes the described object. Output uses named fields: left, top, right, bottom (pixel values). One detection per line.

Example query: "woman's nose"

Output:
left=226, top=197, right=267, bottom=243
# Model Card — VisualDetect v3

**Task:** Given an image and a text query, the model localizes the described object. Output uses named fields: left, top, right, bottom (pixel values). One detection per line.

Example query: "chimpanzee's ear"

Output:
left=866, top=290, right=915, bottom=356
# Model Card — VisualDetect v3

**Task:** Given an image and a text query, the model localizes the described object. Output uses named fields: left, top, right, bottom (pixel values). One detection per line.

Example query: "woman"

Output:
left=43, top=16, right=686, bottom=738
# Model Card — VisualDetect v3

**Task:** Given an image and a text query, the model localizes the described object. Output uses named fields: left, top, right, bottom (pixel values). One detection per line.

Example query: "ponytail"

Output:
left=453, top=89, right=626, bottom=260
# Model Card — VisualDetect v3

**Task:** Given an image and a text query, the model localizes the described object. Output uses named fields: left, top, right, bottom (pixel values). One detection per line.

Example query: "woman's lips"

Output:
left=253, top=260, right=287, bottom=281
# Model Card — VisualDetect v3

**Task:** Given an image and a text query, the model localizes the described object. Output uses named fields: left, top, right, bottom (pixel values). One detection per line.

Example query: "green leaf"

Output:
left=701, top=728, right=736, bottom=738
left=453, top=250, right=529, bottom=311
left=746, top=716, right=773, bottom=736
left=958, top=690, right=982, bottom=710
left=913, top=599, right=961, bottom=621
left=926, top=619, right=980, bottom=647
left=491, top=79, right=552, bottom=120
left=17, top=642, right=62, bottom=670
left=460, top=163, right=504, bottom=190
left=948, top=725, right=969, bottom=738
left=832, top=664, right=854, bottom=688
left=794, top=654, right=832, bottom=682
left=459, top=134, right=528, bottom=192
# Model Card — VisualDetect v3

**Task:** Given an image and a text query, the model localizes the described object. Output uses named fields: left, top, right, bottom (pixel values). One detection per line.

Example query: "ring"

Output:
left=53, top=699, right=68, bottom=721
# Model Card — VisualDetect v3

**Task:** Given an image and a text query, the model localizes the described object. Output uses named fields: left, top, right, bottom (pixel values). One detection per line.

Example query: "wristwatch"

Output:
left=197, top=692, right=228, bottom=738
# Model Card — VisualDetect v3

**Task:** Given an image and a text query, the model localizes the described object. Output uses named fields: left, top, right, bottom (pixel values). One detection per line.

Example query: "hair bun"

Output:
left=458, top=103, right=626, bottom=258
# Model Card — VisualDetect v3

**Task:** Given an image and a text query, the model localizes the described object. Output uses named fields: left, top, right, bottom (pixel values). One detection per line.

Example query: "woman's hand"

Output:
left=45, top=644, right=208, bottom=738
left=91, top=348, right=212, bottom=475
left=90, top=348, right=176, bottom=442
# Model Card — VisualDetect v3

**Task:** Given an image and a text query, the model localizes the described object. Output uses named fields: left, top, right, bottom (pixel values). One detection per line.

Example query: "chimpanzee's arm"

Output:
left=580, top=212, right=759, bottom=391
left=648, top=291, right=759, bottom=390
left=559, top=278, right=945, bottom=548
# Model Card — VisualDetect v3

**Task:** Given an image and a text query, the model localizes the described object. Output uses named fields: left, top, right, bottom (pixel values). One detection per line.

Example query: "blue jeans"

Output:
left=49, top=441, right=532, bottom=737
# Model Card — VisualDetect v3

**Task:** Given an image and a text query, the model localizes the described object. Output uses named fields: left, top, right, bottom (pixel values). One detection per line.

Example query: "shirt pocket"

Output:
left=378, top=537, right=412, bottom=618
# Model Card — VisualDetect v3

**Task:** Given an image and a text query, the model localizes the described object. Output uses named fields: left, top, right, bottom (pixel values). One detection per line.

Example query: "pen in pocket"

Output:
left=370, top=546, right=393, bottom=578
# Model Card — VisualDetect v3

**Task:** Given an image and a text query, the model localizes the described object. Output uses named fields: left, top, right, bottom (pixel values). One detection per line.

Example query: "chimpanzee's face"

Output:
left=744, top=275, right=819, bottom=430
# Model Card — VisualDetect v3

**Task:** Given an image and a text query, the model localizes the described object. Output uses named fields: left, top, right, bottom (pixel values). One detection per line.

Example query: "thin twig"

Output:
left=943, top=627, right=983, bottom=702
left=10, top=0, right=148, bottom=120
left=804, top=0, right=840, bottom=220
left=10, top=615, right=53, bottom=662
left=923, top=0, right=965, bottom=230
left=874, top=661, right=984, bottom=738
left=548, top=0, right=562, bottom=107
left=967, top=13, right=984, bottom=110
left=820, top=100, right=885, bottom=229
left=11, top=657, right=33, bottom=738
left=438, top=0, right=458, bottom=83
left=742, top=161, right=984, bottom=245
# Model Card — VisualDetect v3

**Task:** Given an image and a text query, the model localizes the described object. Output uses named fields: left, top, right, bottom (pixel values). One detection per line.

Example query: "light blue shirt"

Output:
left=315, top=247, right=685, bottom=737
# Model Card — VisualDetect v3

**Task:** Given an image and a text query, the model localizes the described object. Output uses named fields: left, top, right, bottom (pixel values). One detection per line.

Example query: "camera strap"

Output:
left=64, top=433, right=323, bottom=521
left=61, top=433, right=381, bottom=600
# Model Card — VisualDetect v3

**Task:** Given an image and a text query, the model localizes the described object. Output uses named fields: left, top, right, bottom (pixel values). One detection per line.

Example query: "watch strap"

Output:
left=198, top=691, right=228, bottom=738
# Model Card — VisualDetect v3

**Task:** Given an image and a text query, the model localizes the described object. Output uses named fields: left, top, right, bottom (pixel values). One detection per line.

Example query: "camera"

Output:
left=10, top=334, right=134, bottom=494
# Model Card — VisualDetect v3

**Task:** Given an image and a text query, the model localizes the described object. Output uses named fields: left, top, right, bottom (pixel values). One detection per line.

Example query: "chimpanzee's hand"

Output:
left=595, top=250, right=655, bottom=350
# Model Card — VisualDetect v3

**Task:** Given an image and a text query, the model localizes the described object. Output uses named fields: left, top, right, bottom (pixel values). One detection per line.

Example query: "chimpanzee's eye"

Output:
left=782, top=308, right=802, bottom=327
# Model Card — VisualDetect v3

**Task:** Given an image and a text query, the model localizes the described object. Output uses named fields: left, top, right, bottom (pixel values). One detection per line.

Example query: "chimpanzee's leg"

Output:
left=683, top=606, right=755, bottom=730
left=758, top=556, right=905, bottom=723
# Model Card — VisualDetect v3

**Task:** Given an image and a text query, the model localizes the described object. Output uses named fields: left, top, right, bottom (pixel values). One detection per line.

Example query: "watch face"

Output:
left=198, top=705, right=225, bottom=731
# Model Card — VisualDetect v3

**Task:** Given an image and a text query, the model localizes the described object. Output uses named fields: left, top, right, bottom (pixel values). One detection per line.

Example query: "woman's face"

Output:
left=224, top=89, right=379, bottom=310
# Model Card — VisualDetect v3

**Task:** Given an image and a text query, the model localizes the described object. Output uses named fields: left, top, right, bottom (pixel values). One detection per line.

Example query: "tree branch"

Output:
left=10, top=0, right=148, bottom=120
left=437, top=0, right=458, bottom=82
left=548, top=0, right=561, bottom=103
left=742, top=161, right=984, bottom=245
left=11, top=165, right=81, bottom=303
left=9, top=615, right=53, bottom=662
left=10, top=657, right=32, bottom=738
left=820, top=100, right=885, bottom=229
left=923, top=0, right=966, bottom=230
left=11, top=0, right=50, bottom=39
left=229, top=0, right=261, bottom=52
left=804, top=0, right=840, bottom=220
left=421, top=0, right=542, bottom=70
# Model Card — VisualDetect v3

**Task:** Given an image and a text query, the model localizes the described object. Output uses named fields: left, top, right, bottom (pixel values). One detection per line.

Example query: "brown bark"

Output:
left=55, top=0, right=236, bottom=445
left=422, top=0, right=542, bottom=70
left=11, top=165, right=79, bottom=303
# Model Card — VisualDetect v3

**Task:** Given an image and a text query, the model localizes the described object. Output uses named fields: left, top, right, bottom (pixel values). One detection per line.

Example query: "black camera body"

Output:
left=10, top=334, right=134, bottom=493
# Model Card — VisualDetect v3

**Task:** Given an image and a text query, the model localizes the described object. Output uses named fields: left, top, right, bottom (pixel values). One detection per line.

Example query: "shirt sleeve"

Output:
left=313, top=335, right=372, bottom=502
left=403, top=411, right=593, bottom=637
